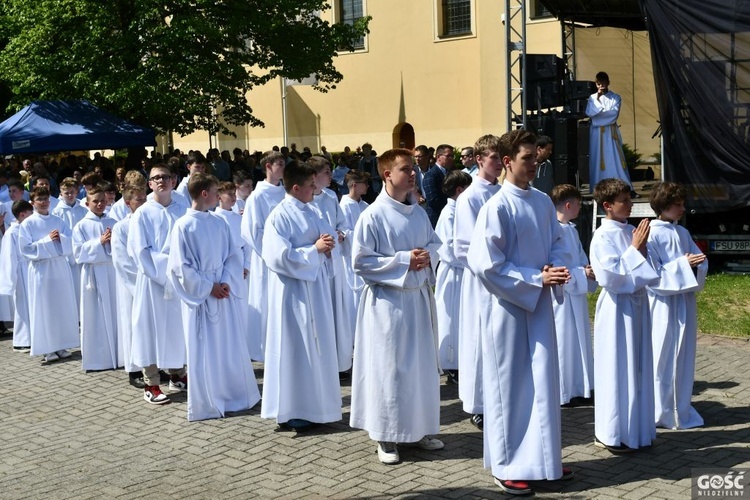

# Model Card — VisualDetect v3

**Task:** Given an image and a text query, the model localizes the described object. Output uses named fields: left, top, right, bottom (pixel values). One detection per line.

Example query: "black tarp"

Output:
left=641, top=0, right=750, bottom=211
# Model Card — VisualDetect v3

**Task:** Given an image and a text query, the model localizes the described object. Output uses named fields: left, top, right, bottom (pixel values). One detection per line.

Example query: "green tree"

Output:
left=0, top=0, right=369, bottom=137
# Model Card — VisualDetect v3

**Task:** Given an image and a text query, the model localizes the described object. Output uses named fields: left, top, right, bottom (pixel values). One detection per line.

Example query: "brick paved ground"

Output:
left=0, top=331, right=748, bottom=499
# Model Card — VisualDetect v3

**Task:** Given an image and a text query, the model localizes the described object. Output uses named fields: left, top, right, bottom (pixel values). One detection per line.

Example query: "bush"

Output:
left=621, top=143, right=642, bottom=172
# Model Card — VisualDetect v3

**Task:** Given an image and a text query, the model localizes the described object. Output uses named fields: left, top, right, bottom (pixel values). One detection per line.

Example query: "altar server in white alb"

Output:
left=349, top=149, right=444, bottom=466
left=647, top=182, right=707, bottom=430
left=0, top=200, right=34, bottom=352
left=73, top=186, right=119, bottom=371
left=549, top=184, right=598, bottom=405
left=168, top=173, right=260, bottom=422
left=18, top=187, right=79, bottom=362
left=128, top=164, right=188, bottom=405
left=240, top=151, right=287, bottom=361
left=52, top=177, right=88, bottom=311
left=260, top=162, right=341, bottom=433
left=585, top=71, right=633, bottom=192
left=308, top=156, right=356, bottom=373
left=339, top=169, right=370, bottom=309
left=589, top=178, right=659, bottom=454
left=0, top=201, right=16, bottom=336
left=435, top=170, right=472, bottom=379
left=215, top=181, right=259, bottom=360
left=467, top=130, right=573, bottom=496
left=111, top=183, right=148, bottom=387
left=453, top=134, right=504, bottom=429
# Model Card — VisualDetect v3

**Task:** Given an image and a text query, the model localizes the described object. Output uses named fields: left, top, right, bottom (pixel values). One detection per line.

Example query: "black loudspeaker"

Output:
left=526, top=80, right=564, bottom=110
left=526, top=54, right=564, bottom=82
left=551, top=117, right=579, bottom=186
left=567, top=80, right=596, bottom=100
left=577, top=121, right=591, bottom=186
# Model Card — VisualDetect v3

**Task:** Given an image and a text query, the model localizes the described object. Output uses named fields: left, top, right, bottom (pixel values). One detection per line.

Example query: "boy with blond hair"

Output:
left=550, top=184, right=598, bottom=405
left=73, top=185, right=119, bottom=370
left=168, top=173, right=260, bottom=421
left=350, top=149, right=444, bottom=465
left=590, top=178, right=659, bottom=453
left=108, top=171, right=147, bottom=222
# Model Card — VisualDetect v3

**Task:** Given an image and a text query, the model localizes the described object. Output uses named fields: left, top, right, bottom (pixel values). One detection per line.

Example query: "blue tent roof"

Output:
left=0, top=100, right=156, bottom=154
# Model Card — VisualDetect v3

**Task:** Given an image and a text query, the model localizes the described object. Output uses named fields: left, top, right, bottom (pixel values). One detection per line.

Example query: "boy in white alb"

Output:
left=52, top=177, right=88, bottom=310
left=18, top=187, right=80, bottom=362
left=215, top=181, right=259, bottom=360
left=308, top=156, right=355, bottom=373
left=647, top=182, right=707, bottom=429
left=240, top=151, right=287, bottom=361
left=549, top=184, right=598, bottom=405
left=0, top=200, right=34, bottom=352
left=73, top=186, right=119, bottom=370
left=128, top=164, right=187, bottom=405
left=231, top=170, right=253, bottom=215
left=339, top=170, right=369, bottom=309
left=453, top=135, right=504, bottom=430
left=467, top=130, right=573, bottom=495
left=435, top=170, right=472, bottom=381
left=590, top=178, right=659, bottom=453
left=168, top=173, right=260, bottom=421
left=260, top=162, right=341, bottom=432
left=349, top=149, right=444, bottom=465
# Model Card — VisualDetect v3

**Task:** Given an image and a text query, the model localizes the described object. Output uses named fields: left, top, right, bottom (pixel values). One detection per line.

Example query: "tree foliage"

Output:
left=0, top=0, right=369, bottom=136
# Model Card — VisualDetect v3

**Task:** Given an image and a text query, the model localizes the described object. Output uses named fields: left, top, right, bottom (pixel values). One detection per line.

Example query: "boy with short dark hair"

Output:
left=590, top=178, right=659, bottom=453
left=549, top=184, right=598, bottom=405
left=231, top=170, right=253, bottom=215
left=2, top=180, right=27, bottom=230
left=73, top=185, right=119, bottom=370
left=339, top=170, right=370, bottom=308
left=0, top=200, right=34, bottom=352
left=350, top=148, right=444, bottom=465
left=435, top=170, right=472, bottom=381
left=167, top=173, right=261, bottom=421
left=18, top=187, right=80, bottom=362
left=468, top=130, right=572, bottom=495
left=128, top=163, right=188, bottom=405
left=260, top=162, right=340, bottom=432
left=647, top=182, right=707, bottom=429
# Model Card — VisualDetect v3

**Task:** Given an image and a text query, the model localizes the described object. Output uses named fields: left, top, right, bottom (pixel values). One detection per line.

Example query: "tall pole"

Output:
left=280, top=77, right=289, bottom=147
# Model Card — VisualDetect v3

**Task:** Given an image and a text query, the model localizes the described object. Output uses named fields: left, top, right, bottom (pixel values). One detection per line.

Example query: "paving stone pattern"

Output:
left=1, top=332, right=748, bottom=499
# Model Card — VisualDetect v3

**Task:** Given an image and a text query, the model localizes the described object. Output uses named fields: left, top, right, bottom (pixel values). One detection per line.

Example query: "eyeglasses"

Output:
left=460, top=154, right=472, bottom=159
left=149, top=174, right=172, bottom=182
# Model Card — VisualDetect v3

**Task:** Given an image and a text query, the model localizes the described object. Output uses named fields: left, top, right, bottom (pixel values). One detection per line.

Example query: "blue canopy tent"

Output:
left=0, top=100, right=155, bottom=154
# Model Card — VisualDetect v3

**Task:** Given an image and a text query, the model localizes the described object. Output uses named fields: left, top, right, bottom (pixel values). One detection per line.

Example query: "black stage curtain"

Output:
left=641, top=0, right=750, bottom=211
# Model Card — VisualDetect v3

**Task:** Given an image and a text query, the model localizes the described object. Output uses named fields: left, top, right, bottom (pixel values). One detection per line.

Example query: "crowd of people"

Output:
left=0, top=130, right=706, bottom=495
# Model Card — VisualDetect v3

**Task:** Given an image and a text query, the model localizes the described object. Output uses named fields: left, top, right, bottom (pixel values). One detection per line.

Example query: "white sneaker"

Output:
left=56, top=350, right=72, bottom=359
left=404, top=436, right=444, bottom=451
left=377, top=442, right=400, bottom=465
left=44, top=352, right=59, bottom=362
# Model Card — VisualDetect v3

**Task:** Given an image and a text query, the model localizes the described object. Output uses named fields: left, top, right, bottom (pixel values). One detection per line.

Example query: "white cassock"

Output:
left=590, top=218, right=659, bottom=449
left=2, top=200, right=16, bottom=231
left=647, top=219, right=707, bottom=430
left=128, top=199, right=186, bottom=370
left=260, top=196, right=342, bottom=424
left=349, top=190, right=442, bottom=443
left=554, top=221, right=598, bottom=404
left=467, top=181, right=565, bottom=481
left=435, top=198, right=462, bottom=371
left=311, top=188, right=355, bottom=372
left=168, top=209, right=261, bottom=422
left=585, top=90, right=632, bottom=191
left=73, top=211, right=119, bottom=370
left=107, top=198, right=130, bottom=222
left=0, top=204, right=14, bottom=323
left=18, top=213, right=80, bottom=356
left=52, top=200, right=88, bottom=311
left=240, top=180, right=286, bottom=362
left=214, top=207, right=261, bottom=360
left=232, top=197, right=245, bottom=215
left=0, top=223, right=31, bottom=347
left=339, top=196, right=368, bottom=309
left=453, top=177, right=501, bottom=414
left=111, top=214, right=138, bottom=372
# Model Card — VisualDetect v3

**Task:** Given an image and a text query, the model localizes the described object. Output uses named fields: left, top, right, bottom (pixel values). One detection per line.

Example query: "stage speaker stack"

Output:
left=525, top=55, right=565, bottom=111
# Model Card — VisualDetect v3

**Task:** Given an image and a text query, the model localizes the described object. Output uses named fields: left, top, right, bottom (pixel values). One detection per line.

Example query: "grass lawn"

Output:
left=587, top=273, right=750, bottom=337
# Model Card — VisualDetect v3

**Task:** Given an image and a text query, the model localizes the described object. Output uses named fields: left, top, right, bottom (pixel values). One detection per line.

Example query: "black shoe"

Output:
left=630, top=190, right=641, bottom=199
left=594, top=437, right=636, bottom=454
left=338, top=370, right=351, bottom=381
left=159, top=370, right=170, bottom=384
left=279, top=418, right=317, bottom=432
left=129, top=374, right=145, bottom=389
left=445, top=370, right=459, bottom=385
left=470, top=413, right=484, bottom=430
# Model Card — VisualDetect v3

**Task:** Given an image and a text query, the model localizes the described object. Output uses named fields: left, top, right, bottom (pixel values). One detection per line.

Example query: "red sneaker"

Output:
left=494, top=478, right=532, bottom=496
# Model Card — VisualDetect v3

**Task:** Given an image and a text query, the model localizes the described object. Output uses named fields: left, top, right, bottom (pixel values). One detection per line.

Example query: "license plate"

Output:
left=712, top=240, right=750, bottom=251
